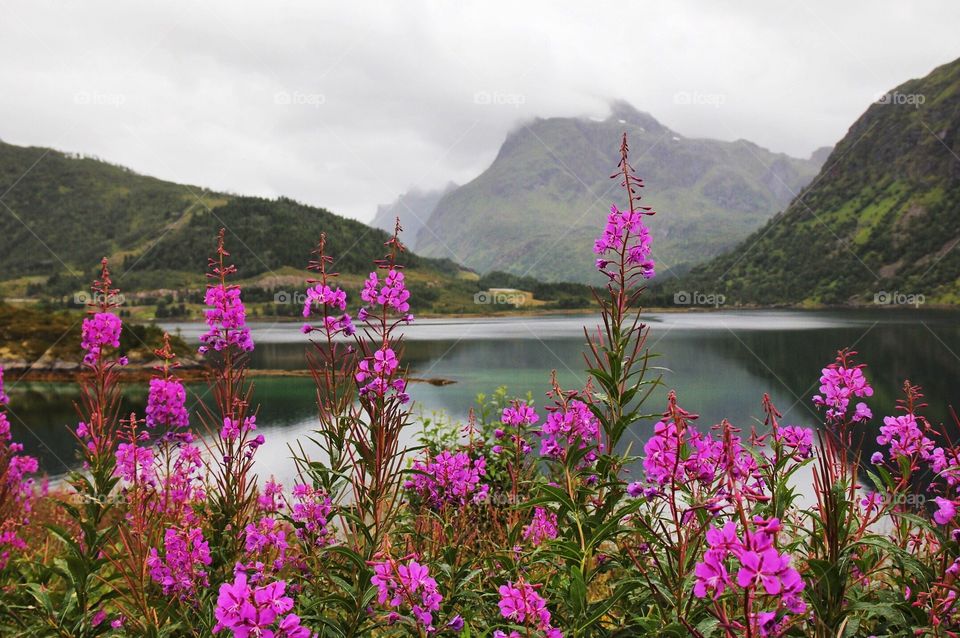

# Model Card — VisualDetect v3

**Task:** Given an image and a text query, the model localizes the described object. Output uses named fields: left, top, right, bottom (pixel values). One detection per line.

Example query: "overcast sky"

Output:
left=1, top=1, right=958, bottom=222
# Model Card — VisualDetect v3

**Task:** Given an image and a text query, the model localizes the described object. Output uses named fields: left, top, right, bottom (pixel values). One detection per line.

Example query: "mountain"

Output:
left=0, top=140, right=594, bottom=314
left=371, top=182, right=458, bottom=250
left=674, top=57, right=960, bottom=305
left=413, top=102, right=827, bottom=283
left=0, top=140, right=462, bottom=291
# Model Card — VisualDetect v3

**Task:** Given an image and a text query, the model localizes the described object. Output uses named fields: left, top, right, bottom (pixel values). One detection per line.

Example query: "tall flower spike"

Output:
left=198, top=229, right=254, bottom=354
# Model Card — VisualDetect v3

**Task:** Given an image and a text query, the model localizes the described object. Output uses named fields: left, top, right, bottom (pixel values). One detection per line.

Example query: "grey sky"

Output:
left=1, top=1, right=958, bottom=222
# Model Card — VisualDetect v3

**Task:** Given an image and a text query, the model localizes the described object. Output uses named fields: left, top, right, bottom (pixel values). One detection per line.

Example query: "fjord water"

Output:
left=10, top=310, right=960, bottom=484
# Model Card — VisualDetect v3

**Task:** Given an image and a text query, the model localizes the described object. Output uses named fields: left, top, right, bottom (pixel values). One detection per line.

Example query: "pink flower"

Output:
left=523, top=507, right=559, bottom=546
left=370, top=557, right=442, bottom=631
left=80, top=312, right=122, bottom=365
left=934, top=497, right=956, bottom=526
left=594, top=203, right=655, bottom=279
left=404, top=449, right=487, bottom=508
left=146, top=377, right=189, bottom=429
left=497, top=580, right=561, bottom=636
left=199, top=284, right=254, bottom=354
left=147, top=527, right=212, bottom=599
left=694, top=550, right=730, bottom=599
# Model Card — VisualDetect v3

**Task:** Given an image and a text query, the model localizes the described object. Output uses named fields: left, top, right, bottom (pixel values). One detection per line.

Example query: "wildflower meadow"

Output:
left=2, top=135, right=960, bottom=638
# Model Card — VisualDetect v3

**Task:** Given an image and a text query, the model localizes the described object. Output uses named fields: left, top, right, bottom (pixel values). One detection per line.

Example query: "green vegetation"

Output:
left=669, top=56, right=960, bottom=305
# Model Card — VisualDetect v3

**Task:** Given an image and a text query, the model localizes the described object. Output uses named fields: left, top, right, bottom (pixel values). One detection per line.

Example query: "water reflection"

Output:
left=8, top=310, right=960, bottom=484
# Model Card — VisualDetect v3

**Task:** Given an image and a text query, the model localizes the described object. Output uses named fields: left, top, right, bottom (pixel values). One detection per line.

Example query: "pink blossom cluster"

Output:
left=155, top=443, right=206, bottom=520
left=877, top=413, right=934, bottom=460
left=404, top=449, right=488, bottom=508
left=360, top=268, right=412, bottom=315
left=539, top=399, right=603, bottom=463
left=356, top=346, right=408, bottom=403
left=114, top=441, right=155, bottom=485
left=214, top=573, right=310, bottom=638
left=289, top=484, right=333, bottom=547
left=495, top=579, right=562, bottom=638
left=693, top=518, right=805, bottom=629
left=593, top=203, right=655, bottom=279
left=493, top=402, right=539, bottom=455
left=147, top=526, right=212, bottom=599
left=0, top=368, right=38, bottom=570
left=522, top=507, right=559, bottom=546
left=245, top=517, right=288, bottom=572
left=80, top=312, right=122, bottom=365
left=146, top=377, right=189, bottom=429
left=199, top=284, right=254, bottom=354
left=370, top=557, right=442, bottom=631
left=774, top=426, right=814, bottom=459
left=301, top=283, right=354, bottom=337
left=812, top=355, right=873, bottom=423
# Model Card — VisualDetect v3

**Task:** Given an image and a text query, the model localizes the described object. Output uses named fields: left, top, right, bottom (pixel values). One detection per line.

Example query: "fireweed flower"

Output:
left=522, top=507, right=559, bottom=546
left=147, top=526, right=212, bottom=599
left=404, top=449, right=488, bottom=508
left=497, top=579, right=562, bottom=637
left=0, top=368, right=38, bottom=570
left=199, top=284, right=254, bottom=354
left=356, top=346, right=409, bottom=403
left=213, top=572, right=309, bottom=637
left=877, top=413, right=935, bottom=460
left=540, top=399, right=603, bottom=464
left=80, top=312, right=122, bottom=365
left=593, top=203, right=655, bottom=279
left=114, top=441, right=155, bottom=485
left=934, top=497, right=957, bottom=526
left=812, top=353, right=873, bottom=423
left=245, top=516, right=289, bottom=571
left=145, top=377, right=189, bottom=429
left=775, top=426, right=813, bottom=459
left=360, top=268, right=412, bottom=315
left=290, top=484, right=333, bottom=547
left=301, top=283, right=354, bottom=336
left=370, top=557, right=443, bottom=630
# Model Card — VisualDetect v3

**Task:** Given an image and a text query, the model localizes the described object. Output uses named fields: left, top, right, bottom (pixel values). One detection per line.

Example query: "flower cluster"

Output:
left=114, top=440, right=155, bottom=485
left=493, top=402, right=538, bottom=455
left=877, top=413, right=934, bottom=460
left=214, top=573, right=309, bottom=637
left=370, top=557, right=442, bottom=631
left=0, top=368, right=38, bottom=571
left=496, top=579, right=562, bottom=638
left=289, top=484, right=333, bottom=547
left=404, top=449, right=488, bottom=508
left=522, top=507, right=558, bottom=546
left=693, top=519, right=806, bottom=626
left=245, top=517, right=288, bottom=571
left=360, top=268, right=412, bottom=316
left=147, top=526, right=212, bottom=599
left=539, top=399, right=603, bottom=463
left=199, top=284, right=254, bottom=354
left=301, top=283, right=354, bottom=336
left=593, top=203, right=655, bottom=279
left=80, top=312, right=122, bottom=365
left=812, top=352, right=873, bottom=423
left=774, top=425, right=814, bottom=460
left=356, top=346, right=408, bottom=402
left=146, top=377, right=189, bottom=429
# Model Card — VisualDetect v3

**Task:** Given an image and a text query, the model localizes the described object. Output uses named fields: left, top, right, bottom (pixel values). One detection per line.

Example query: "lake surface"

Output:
left=7, top=309, right=960, bottom=485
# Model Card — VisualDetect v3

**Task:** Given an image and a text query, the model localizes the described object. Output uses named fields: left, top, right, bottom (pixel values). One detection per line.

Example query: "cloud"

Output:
left=1, top=0, right=957, bottom=221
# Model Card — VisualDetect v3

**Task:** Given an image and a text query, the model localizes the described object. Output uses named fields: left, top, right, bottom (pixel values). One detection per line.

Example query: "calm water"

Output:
left=7, top=310, right=960, bottom=485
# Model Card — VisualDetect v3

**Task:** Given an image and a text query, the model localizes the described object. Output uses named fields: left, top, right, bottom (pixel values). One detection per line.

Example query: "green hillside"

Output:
left=0, top=140, right=592, bottom=314
left=414, top=102, right=826, bottom=283
left=671, top=57, right=960, bottom=306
